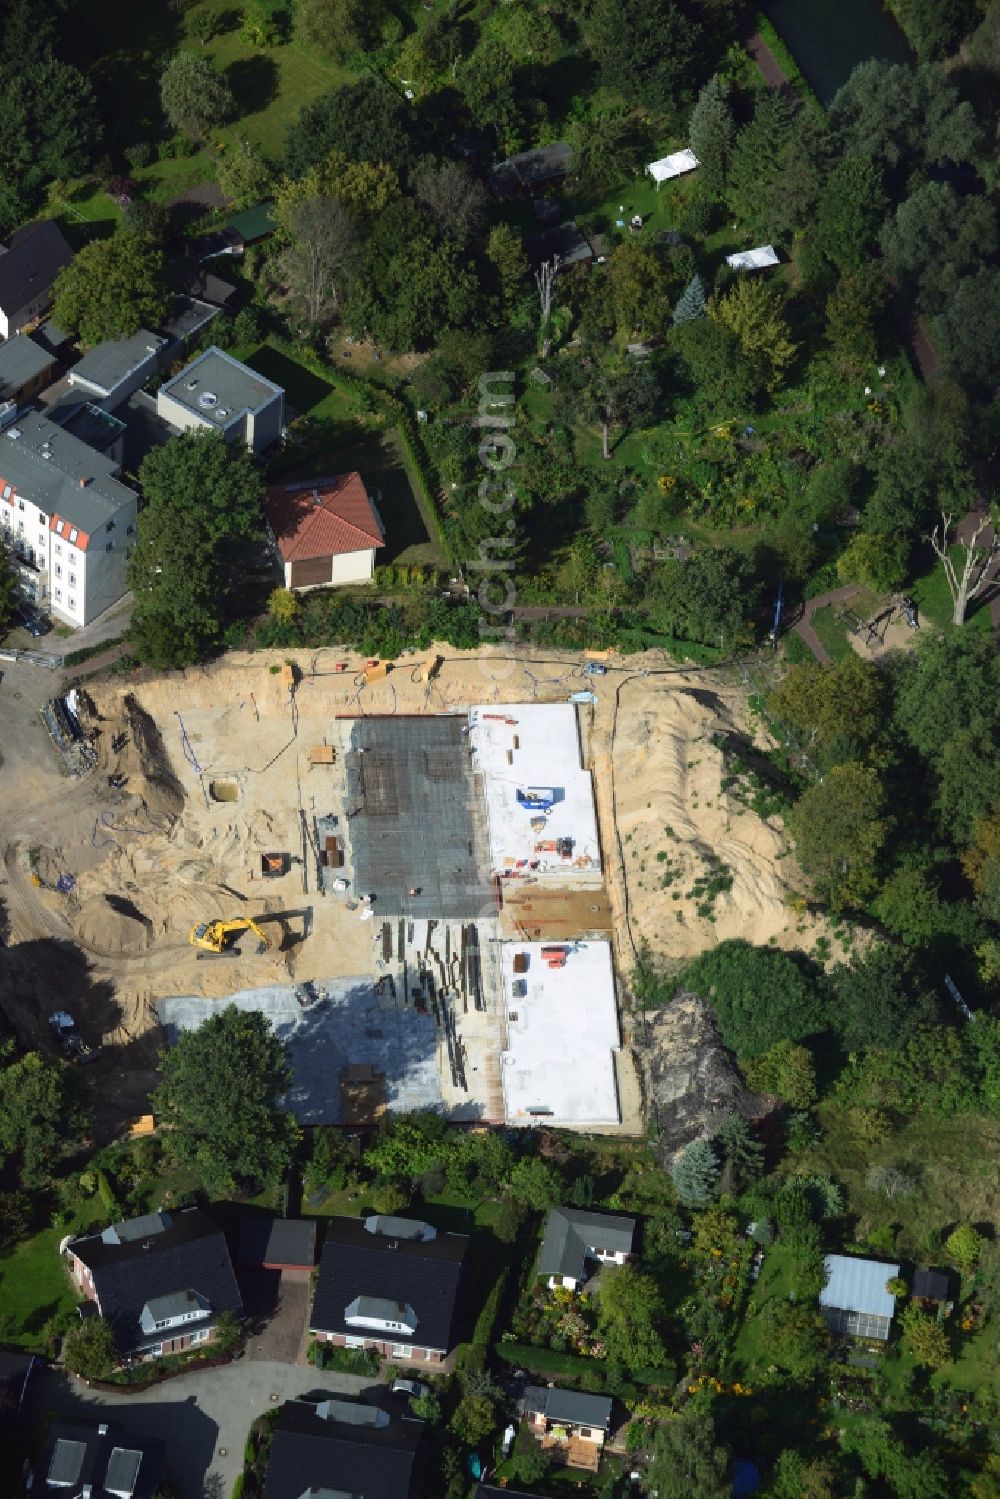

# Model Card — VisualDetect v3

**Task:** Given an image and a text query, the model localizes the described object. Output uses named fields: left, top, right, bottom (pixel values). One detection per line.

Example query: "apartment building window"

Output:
left=106, top=540, right=115, bottom=551
left=55, top=519, right=64, bottom=534
left=68, top=597, right=76, bottom=610
left=54, top=565, right=62, bottom=579
left=54, top=544, right=61, bottom=556
left=106, top=520, right=115, bottom=532
left=68, top=572, right=76, bottom=587
left=54, top=588, right=62, bottom=601
left=68, top=528, right=78, bottom=543
left=1, top=485, right=10, bottom=499
left=126, top=524, right=135, bottom=535
left=191, top=1329, right=209, bottom=1344
left=17, top=499, right=24, bottom=510
left=38, top=512, right=47, bottom=524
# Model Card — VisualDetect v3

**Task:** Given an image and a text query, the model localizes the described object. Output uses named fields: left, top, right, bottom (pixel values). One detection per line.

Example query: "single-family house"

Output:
left=263, top=473, right=385, bottom=589
left=0, top=220, right=73, bottom=340
left=29, top=1420, right=164, bottom=1498
left=537, top=1206, right=636, bottom=1291
left=66, top=1207, right=242, bottom=1362
left=521, top=1386, right=613, bottom=1472
left=530, top=220, right=594, bottom=271
left=239, top=1216, right=317, bottom=1273
left=0, top=334, right=56, bottom=406
left=309, top=1214, right=468, bottom=1366
left=263, top=1398, right=426, bottom=1499
left=490, top=142, right=573, bottom=196
left=819, top=1253, right=899, bottom=1341
left=157, top=345, right=284, bottom=454
left=0, top=408, right=138, bottom=625
left=67, top=329, right=169, bottom=413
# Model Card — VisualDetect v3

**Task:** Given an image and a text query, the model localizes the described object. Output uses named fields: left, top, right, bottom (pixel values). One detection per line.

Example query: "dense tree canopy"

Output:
left=159, top=51, right=234, bottom=141
left=0, top=1049, right=88, bottom=1187
left=52, top=231, right=170, bottom=346
left=681, top=940, right=825, bottom=1058
left=152, top=1005, right=298, bottom=1194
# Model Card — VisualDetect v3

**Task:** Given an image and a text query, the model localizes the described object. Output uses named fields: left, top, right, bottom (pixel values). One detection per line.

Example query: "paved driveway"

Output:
left=25, top=1361, right=378, bottom=1497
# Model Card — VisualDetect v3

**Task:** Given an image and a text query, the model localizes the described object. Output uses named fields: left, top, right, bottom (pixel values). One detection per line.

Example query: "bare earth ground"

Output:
left=0, top=643, right=822, bottom=1136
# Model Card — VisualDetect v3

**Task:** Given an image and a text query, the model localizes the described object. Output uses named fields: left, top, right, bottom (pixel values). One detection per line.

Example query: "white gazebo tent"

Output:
left=726, top=245, right=780, bottom=270
left=647, top=149, right=700, bottom=187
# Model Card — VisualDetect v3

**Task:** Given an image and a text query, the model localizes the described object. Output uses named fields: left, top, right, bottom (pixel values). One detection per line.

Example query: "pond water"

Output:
left=766, top=0, right=913, bottom=105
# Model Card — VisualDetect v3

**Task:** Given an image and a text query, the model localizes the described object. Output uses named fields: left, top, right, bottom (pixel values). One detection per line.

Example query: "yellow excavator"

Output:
left=188, top=915, right=273, bottom=955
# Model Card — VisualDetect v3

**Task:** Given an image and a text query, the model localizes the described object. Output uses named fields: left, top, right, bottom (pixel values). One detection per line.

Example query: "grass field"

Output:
left=238, top=340, right=446, bottom=569
left=0, top=1225, right=81, bottom=1348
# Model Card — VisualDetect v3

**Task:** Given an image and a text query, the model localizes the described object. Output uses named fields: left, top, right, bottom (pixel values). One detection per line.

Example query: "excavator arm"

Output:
left=189, top=916, right=273, bottom=953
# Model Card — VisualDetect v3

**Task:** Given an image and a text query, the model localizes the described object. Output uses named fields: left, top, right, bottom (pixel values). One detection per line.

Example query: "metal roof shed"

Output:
left=726, top=245, right=780, bottom=270
left=820, top=1254, right=899, bottom=1340
left=647, top=149, right=700, bottom=185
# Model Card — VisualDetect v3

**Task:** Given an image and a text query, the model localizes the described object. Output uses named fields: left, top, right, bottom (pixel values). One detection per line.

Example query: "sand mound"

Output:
left=76, top=894, right=153, bottom=954
left=122, top=695, right=185, bottom=821
left=644, top=992, right=776, bottom=1161
left=612, top=677, right=823, bottom=962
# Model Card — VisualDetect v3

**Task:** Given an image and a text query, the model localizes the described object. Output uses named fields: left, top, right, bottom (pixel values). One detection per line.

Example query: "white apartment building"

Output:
left=0, top=408, right=137, bottom=627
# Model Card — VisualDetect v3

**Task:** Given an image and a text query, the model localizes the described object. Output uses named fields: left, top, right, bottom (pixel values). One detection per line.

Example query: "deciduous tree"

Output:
left=160, top=51, right=234, bottom=140
left=281, top=194, right=357, bottom=324
left=413, top=159, right=487, bottom=241
left=595, top=1263, right=668, bottom=1369
left=709, top=277, right=797, bottom=391
left=152, top=1005, right=298, bottom=1194
left=815, top=155, right=888, bottom=272
left=0, top=1050, right=89, bottom=1188
left=881, top=182, right=998, bottom=313
left=900, top=1305, right=951, bottom=1366
left=52, top=232, right=170, bottom=346
left=64, top=1316, right=118, bottom=1380
left=743, top=1039, right=817, bottom=1108
left=945, top=1223, right=983, bottom=1269
left=587, top=0, right=710, bottom=115
left=645, top=1411, right=729, bottom=1499
left=652, top=546, right=760, bottom=647
left=682, top=940, right=824, bottom=1057
left=295, top=0, right=370, bottom=59
left=217, top=136, right=273, bottom=208
left=789, top=762, right=887, bottom=908
left=829, top=947, right=939, bottom=1052
left=830, top=60, right=979, bottom=175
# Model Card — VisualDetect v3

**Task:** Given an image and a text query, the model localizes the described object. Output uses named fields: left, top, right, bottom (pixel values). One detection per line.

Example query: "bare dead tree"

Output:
left=282, top=195, right=357, bottom=327
left=929, top=510, right=1000, bottom=626
left=535, top=257, right=558, bottom=357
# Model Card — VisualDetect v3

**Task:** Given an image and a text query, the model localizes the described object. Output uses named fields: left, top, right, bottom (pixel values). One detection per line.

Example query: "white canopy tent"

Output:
left=647, top=149, right=700, bottom=186
left=726, top=245, right=780, bottom=270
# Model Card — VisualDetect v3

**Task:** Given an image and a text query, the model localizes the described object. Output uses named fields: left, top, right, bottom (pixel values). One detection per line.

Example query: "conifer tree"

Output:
left=672, top=273, right=707, bottom=324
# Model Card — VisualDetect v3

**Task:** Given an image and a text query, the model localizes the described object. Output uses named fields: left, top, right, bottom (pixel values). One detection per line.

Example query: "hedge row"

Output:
left=494, top=1340, right=674, bottom=1388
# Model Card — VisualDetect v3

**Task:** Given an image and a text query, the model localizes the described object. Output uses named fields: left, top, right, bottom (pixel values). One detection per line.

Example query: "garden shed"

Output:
left=819, top=1254, right=899, bottom=1340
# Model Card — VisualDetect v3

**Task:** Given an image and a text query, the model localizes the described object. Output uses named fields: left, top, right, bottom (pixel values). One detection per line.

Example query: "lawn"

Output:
left=908, top=545, right=994, bottom=635
left=809, top=605, right=860, bottom=662
left=240, top=340, right=447, bottom=569
left=0, top=1225, right=81, bottom=1349
left=732, top=1244, right=801, bottom=1378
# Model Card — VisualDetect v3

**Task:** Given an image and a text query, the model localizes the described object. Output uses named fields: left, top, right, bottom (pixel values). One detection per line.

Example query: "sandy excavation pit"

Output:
left=0, top=643, right=827, bottom=1134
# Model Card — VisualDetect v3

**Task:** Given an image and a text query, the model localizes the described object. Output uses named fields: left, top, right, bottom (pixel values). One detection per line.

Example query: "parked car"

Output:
left=392, top=1378, right=431, bottom=1400
left=14, top=606, right=51, bottom=638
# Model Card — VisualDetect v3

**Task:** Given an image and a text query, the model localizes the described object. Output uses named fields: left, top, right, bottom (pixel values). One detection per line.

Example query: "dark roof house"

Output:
left=186, top=201, right=276, bottom=261
left=263, top=1398, right=426, bottom=1499
left=530, top=220, right=594, bottom=271
left=240, top=1216, right=317, bottom=1271
left=310, top=1215, right=468, bottom=1358
left=522, top=1386, right=613, bottom=1432
left=0, top=220, right=73, bottom=338
left=537, top=1207, right=636, bottom=1284
left=0, top=333, right=55, bottom=404
left=67, top=1207, right=242, bottom=1357
left=67, top=329, right=168, bottom=412
left=29, top=1420, right=164, bottom=1498
left=490, top=142, right=573, bottom=196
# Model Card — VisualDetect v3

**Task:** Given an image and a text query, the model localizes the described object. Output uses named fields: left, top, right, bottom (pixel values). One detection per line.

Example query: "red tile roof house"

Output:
left=66, top=1208, right=242, bottom=1364
left=263, top=473, right=385, bottom=590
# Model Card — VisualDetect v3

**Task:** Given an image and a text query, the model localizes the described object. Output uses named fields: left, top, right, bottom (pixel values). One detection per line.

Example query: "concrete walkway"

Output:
left=24, top=1360, right=378, bottom=1498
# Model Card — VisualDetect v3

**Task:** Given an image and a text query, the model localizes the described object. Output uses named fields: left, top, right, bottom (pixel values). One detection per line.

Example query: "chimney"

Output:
left=79, top=476, right=89, bottom=488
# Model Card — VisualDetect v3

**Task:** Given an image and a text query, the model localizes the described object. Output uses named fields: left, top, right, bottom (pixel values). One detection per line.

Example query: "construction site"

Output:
left=0, top=643, right=829, bottom=1137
